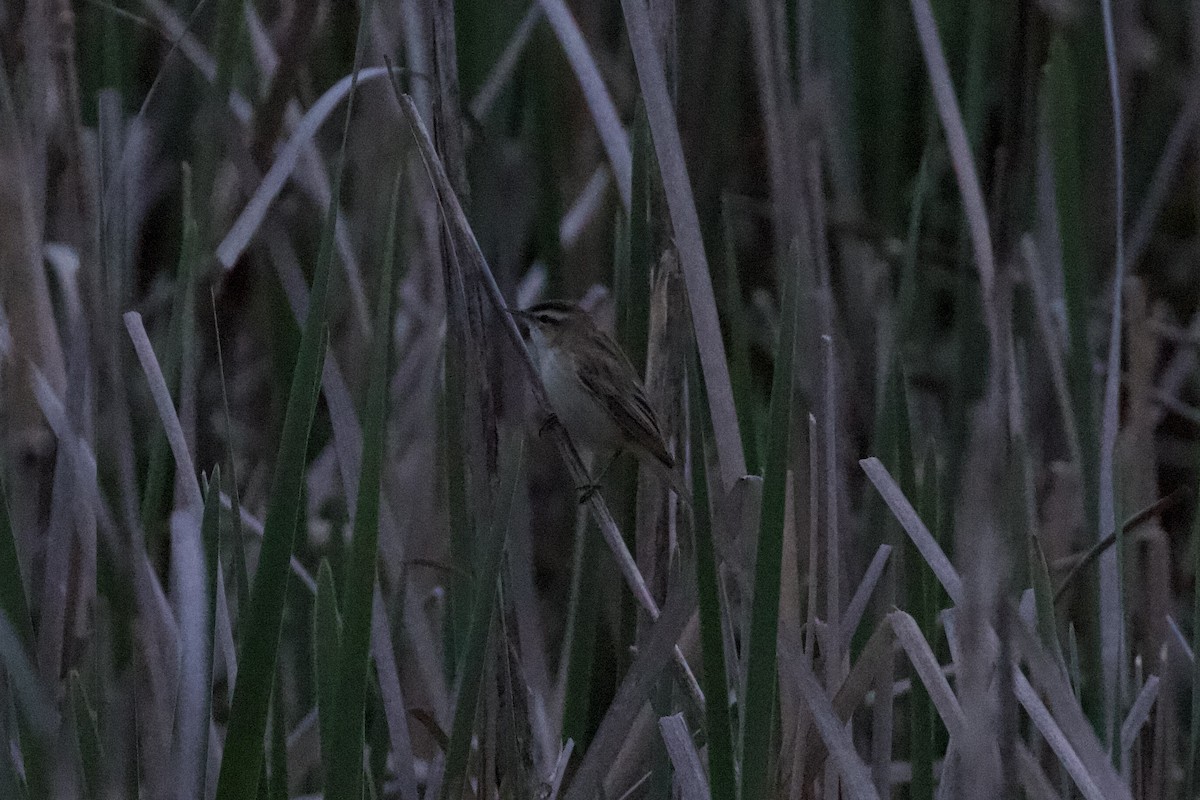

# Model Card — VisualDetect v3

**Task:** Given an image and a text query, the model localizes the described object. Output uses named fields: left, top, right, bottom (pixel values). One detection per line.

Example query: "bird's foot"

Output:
left=576, top=483, right=602, bottom=505
left=539, top=412, right=561, bottom=437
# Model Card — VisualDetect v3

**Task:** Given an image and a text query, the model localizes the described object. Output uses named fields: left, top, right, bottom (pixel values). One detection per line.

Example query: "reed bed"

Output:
left=0, top=1, right=1196, bottom=798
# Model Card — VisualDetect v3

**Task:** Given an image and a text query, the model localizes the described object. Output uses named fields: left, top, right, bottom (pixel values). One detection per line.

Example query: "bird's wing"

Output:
left=577, top=334, right=675, bottom=469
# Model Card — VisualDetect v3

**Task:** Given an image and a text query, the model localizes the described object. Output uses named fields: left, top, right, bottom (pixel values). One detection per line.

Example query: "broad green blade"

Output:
left=1043, top=35, right=1102, bottom=729
left=325, top=167, right=402, bottom=800
left=561, top=517, right=603, bottom=749
left=212, top=13, right=371, bottom=798
left=720, top=195, right=758, bottom=475
left=739, top=243, right=800, bottom=800
left=314, top=560, right=342, bottom=786
left=440, top=440, right=525, bottom=800
left=687, top=353, right=736, bottom=800
left=140, top=163, right=199, bottom=552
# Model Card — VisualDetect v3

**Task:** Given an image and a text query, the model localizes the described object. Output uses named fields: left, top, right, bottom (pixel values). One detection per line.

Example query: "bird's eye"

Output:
left=535, top=314, right=556, bottom=326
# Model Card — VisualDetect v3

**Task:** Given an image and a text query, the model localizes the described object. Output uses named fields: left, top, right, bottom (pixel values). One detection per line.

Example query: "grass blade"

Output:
left=314, top=560, right=342, bottom=787
left=788, top=654, right=880, bottom=800
left=0, top=484, right=32, bottom=651
left=439, top=440, right=525, bottom=800
left=137, top=162, right=200, bottom=540
left=888, top=611, right=967, bottom=741
left=619, top=103, right=652, bottom=379
left=171, top=470, right=221, bottom=800
left=1119, top=675, right=1159, bottom=771
left=210, top=292, right=250, bottom=617
left=325, top=166, right=402, bottom=800
left=619, top=0, right=747, bottom=488
left=123, top=310, right=202, bottom=512
left=0, top=483, right=46, bottom=798
left=0, top=612, right=56, bottom=741
left=740, top=242, right=799, bottom=800
left=560, top=515, right=603, bottom=749
left=467, top=3, right=543, bottom=123
left=1097, top=0, right=1130, bottom=745
left=562, top=574, right=697, bottom=800
left=1127, top=90, right=1200, bottom=268
left=1012, top=669, right=1105, bottom=800
left=1042, top=36, right=1103, bottom=723
left=908, top=0, right=1000, bottom=368
left=719, top=196, right=759, bottom=474
left=688, top=352, right=736, bottom=800
left=371, top=587, right=421, bottom=800
left=1189, top=468, right=1200, bottom=794
left=658, top=713, right=710, bottom=800
left=213, top=15, right=369, bottom=798
left=536, top=0, right=631, bottom=209
left=860, top=458, right=963, bottom=605
left=840, top=544, right=893, bottom=647
left=69, top=670, right=104, bottom=797
left=215, top=67, right=398, bottom=270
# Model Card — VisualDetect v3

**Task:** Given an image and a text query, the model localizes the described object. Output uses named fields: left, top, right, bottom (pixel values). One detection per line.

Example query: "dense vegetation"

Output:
left=0, top=0, right=1197, bottom=798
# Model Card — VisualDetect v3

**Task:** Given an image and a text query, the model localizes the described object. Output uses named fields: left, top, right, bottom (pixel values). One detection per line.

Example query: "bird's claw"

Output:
left=539, top=412, right=560, bottom=437
left=576, top=483, right=601, bottom=505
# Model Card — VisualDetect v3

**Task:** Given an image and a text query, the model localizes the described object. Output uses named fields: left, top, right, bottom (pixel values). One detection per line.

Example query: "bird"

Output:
left=508, top=300, right=688, bottom=504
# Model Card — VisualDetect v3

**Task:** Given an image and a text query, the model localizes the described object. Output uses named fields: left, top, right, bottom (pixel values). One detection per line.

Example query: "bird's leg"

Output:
left=577, top=451, right=618, bottom=505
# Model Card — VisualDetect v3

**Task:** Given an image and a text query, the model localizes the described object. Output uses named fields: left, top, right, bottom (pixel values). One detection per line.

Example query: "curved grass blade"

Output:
left=325, top=167, right=402, bottom=800
left=439, top=440, right=525, bottom=800
left=215, top=65, right=401, bottom=270
left=908, top=0, right=1000, bottom=361
left=212, top=12, right=370, bottom=799
left=739, top=242, right=799, bottom=800
left=537, top=0, right=632, bottom=210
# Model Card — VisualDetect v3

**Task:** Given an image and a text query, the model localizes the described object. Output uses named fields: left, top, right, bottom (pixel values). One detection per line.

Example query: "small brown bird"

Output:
left=509, top=300, right=686, bottom=502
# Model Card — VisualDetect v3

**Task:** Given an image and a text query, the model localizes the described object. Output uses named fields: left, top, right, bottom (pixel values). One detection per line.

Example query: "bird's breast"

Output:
left=539, top=348, right=624, bottom=452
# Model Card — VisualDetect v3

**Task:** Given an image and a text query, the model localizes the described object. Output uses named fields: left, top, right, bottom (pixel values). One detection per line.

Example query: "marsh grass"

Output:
left=0, top=0, right=1197, bottom=798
